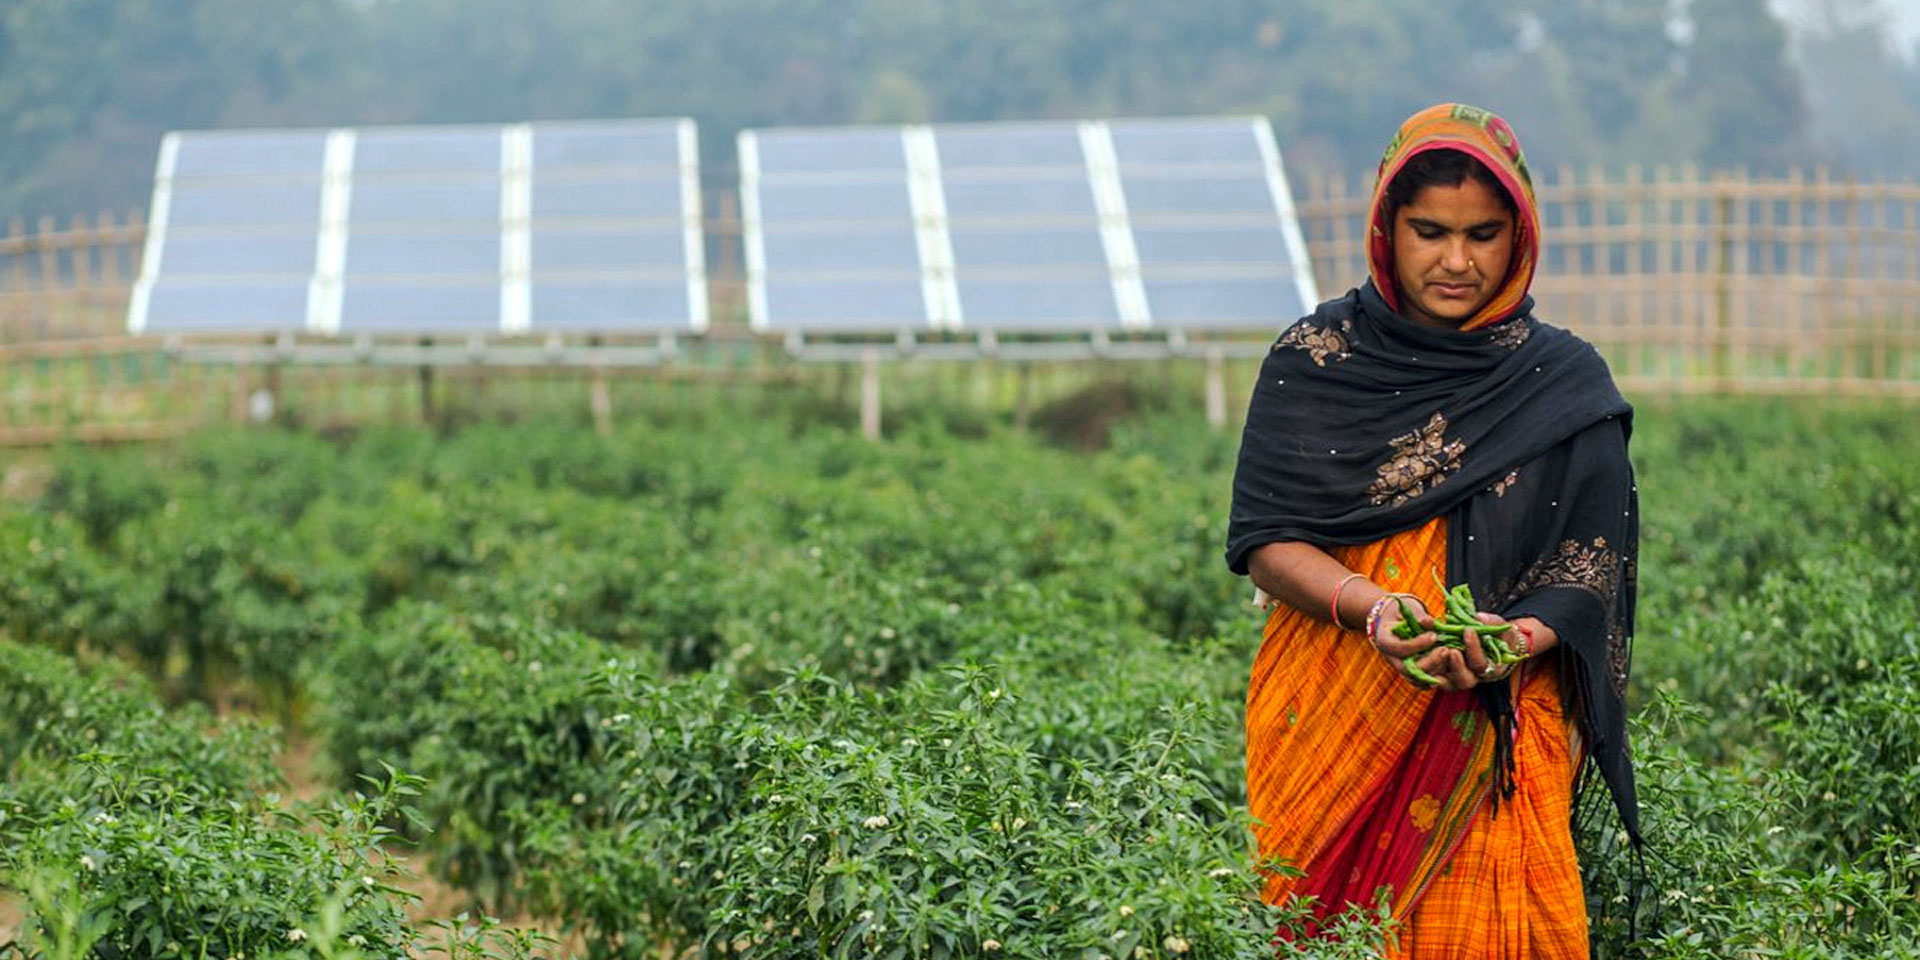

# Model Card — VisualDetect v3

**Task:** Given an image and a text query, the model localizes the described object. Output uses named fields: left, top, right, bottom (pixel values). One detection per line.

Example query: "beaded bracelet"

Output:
left=1328, top=573, right=1367, bottom=630
left=1364, top=593, right=1414, bottom=647
left=1513, top=620, right=1535, bottom=658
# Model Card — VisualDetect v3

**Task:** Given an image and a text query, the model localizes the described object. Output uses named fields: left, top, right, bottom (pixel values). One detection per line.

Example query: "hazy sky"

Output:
left=1893, top=0, right=1920, bottom=49
left=1779, top=0, right=1920, bottom=54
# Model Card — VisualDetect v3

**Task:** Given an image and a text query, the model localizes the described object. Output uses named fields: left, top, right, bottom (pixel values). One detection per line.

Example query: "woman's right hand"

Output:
left=1371, top=596, right=1501, bottom=691
left=1367, top=595, right=1464, bottom=690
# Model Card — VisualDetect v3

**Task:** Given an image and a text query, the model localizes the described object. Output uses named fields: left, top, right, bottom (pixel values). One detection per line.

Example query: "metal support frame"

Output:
left=166, top=332, right=686, bottom=368
left=778, top=328, right=1271, bottom=364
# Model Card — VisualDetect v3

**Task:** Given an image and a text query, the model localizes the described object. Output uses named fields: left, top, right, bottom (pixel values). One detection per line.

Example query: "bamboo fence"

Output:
left=3, top=169, right=1918, bottom=446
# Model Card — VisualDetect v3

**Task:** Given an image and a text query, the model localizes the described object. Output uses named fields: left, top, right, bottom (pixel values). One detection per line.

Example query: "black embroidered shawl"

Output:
left=1225, top=279, right=1641, bottom=842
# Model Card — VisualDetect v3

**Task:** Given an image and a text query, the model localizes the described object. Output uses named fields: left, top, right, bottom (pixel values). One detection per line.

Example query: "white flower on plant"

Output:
left=79, top=855, right=96, bottom=871
left=347, top=935, right=368, bottom=948
left=862, top=815, right=891, bottom=830
left=1011, top=817, right=1027, bottom=831
left=1209, top=867, right=1236, bottom=879
left=571, top=793, right=586, bottom=805
left=361, top=875, right=375, bottom=886
left=1118, top=905, right=1133, bottom=917
left=1111, top=928, right=1130, bottom=941
left=768, top=794, right=785, bottom=804
left=285, top=929, right=307, bottom=943
left=1164, top=935, right=1191, bottom=954
left=879, top=627, right=896, bottom=640
left=801, top=833, right=817, bottom=844
left=858, top=910, right=875, bottom=922
left=613, top=713, right=631, bottom=724
left=982, top=939, right=1002, bottom=952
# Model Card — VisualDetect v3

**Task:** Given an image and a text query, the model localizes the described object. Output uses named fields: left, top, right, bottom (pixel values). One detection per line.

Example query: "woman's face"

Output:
left=1390, top=176, right=1515, bottom=329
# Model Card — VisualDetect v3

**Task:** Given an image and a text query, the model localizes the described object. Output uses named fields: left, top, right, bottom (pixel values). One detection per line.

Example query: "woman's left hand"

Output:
left=1410, top=612, right=1513, bottom=691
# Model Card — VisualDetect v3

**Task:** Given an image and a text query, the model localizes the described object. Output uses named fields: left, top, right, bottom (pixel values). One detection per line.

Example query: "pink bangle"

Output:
left=1329, top=573, right=1367, bottom=630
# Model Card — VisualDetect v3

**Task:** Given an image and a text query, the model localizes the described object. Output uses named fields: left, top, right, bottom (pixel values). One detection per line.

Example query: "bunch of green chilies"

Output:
left=1393, top=573, right=1523, bottom=687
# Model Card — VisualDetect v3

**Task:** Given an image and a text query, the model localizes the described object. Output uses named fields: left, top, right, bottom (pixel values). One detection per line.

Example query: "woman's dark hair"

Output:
left=1383, top=148, right=1517, bottom=222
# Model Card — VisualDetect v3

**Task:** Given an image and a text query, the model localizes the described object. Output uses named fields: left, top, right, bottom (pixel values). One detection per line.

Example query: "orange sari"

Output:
left=1246, top=517, right=1588, bottom=957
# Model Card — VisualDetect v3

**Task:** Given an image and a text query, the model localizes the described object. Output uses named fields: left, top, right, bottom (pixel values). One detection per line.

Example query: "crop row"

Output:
left=1, top=397, right=1918, bottom=957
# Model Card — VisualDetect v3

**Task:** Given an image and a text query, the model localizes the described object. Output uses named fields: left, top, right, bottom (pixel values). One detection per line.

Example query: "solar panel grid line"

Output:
left=752, top=219, right=929, bottom=236
left=737, top=130, right=772, bottom=331
left=500, top=124, right=533, bottom=334
left=524, top=162, right=685, bottom=179
left=524, top=268, right=692, bottom=282
left=747, top=170, right=914, bottom=189
left=902, top=126, right=962, bottom=330
left=755, top=267, right=931, bottom=283
left=307, top=128, right=356, bottom=335
left=1253, top=116, right=1322, bottom=316
left=1077, top=121, right=1151, bottom=329
left=516, top=216, right=690, bottom=230
left=1128, top=263, right=1302, bottom=279
left=938, top=265, right=1114, bottom=280
left=1117, top=211, right=1291, bottom=227
left=677, top=118, right=709, bottom=332
left=127, top=132, right=181, bottom=334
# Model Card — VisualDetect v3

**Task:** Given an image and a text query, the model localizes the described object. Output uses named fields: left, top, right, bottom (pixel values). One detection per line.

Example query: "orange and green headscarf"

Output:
left=1366, top=103, right=1541, bottom=332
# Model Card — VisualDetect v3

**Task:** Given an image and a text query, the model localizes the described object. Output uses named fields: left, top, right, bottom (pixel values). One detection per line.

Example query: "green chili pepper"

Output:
left=1404, top=660, right=1443, bottom=687
left=1392, top=596, right=1428, bottom=639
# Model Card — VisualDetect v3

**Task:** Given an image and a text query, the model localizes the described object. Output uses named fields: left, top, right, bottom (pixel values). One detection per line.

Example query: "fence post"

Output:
left=860, top=347, right=882, bottom=441
left=1713, top=173, right=1734, bottom=382
left=1204, top=346, right=1226, bottom=430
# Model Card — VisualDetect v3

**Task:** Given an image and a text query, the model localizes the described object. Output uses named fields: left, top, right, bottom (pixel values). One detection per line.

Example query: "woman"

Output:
left=1225, top=103, right=1640, bottom=957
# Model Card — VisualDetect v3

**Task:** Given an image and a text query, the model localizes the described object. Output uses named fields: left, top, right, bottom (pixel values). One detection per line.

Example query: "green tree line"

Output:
left=2, top=0, right=1917, bottom=222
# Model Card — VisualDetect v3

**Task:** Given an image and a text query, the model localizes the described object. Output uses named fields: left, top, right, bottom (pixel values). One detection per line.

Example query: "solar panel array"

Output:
left=740, top=116, right=1317, bottom=336
left=129, top=119, right=706, bottom=336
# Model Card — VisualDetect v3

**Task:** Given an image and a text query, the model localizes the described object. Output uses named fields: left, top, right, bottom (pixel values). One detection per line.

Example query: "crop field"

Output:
left=0, top=388, right=1917, bottom=959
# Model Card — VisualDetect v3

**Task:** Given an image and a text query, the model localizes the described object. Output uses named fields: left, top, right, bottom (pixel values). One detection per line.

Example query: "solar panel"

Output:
left=1110, top=118, right=1318, bottom=331
left=740, top=116, right=1318, bottom=340
left=129, top=118, right=706, bottom=337
left=739, top=126, right=922, bottom=332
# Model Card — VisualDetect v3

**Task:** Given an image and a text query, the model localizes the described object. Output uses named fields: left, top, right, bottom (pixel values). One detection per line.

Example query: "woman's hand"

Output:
left=1370, top=600, right=1510, bottom=691
left=1368, top=596, right=1447, bottom=689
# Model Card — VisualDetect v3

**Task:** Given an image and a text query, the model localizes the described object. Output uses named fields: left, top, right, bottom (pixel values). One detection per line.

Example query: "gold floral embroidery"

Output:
left=1511, top=536, right=1631, bottom=696
left=1491, top=469, right=1521, bottom=497
left=1487, top=319, right=1532, bottom=350
left=1511, top=536, right=1622, bottom=602
left=1366, top=412, right=1467, bottom=507
left=1274, top=318, right=1353, bottom=367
